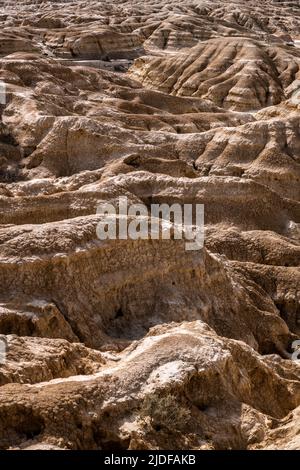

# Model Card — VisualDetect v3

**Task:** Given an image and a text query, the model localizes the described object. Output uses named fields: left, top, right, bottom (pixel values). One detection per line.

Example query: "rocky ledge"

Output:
left=0, top=0, right=299, bottom=450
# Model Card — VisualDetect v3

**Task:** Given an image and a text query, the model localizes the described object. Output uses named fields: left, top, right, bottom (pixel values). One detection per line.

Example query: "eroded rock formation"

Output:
left=0, top=0, right=299, bottom=450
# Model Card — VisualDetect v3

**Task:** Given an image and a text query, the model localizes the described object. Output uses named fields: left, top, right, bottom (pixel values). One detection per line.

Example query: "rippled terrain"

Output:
left=0, top=0, right=299, bottom=450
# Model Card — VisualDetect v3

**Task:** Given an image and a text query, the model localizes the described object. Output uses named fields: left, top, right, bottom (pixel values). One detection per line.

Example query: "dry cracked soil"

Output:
left=0, top=0, right=299, bottom=451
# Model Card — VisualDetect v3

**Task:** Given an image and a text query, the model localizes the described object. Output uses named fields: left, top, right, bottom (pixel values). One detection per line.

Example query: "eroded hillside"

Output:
left=0, top=0, right=299, bottom=450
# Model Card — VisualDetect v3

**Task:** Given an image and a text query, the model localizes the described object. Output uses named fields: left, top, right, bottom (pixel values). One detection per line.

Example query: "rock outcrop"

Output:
left=0, top=0, right=299, bottom=451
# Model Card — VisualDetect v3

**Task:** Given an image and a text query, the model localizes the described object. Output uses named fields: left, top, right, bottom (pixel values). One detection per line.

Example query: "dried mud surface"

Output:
left=0, top=0, right=299, bottom=450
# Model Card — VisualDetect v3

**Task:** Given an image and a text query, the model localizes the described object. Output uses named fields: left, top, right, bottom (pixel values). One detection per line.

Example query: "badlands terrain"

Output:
left=0, top=0, right=299, bottom=450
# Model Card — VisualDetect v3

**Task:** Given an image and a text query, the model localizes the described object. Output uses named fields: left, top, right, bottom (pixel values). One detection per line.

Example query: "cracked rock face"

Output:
left=0, top=0, right=299, bottom=450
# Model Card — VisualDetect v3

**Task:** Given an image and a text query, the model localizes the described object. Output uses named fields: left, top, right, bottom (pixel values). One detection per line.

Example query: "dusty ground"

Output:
left=0, top=0, right=299, bottom=450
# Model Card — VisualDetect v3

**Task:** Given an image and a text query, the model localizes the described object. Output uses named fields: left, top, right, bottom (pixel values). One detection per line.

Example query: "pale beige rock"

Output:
left=0, top=0, right=299, bottom=451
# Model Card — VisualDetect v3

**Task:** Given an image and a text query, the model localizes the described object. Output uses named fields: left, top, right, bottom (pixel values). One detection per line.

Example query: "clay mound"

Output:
left=0, top=321, right=299, bottom=450
left=0, top=31, right=39, bottom=57
left=0, top=335, right=105, bottom=385
left=0, top=0, right=299, bottom=452
left=130, top=37, right=300, bottom=111
left=64, top=29, right=144, bottom=60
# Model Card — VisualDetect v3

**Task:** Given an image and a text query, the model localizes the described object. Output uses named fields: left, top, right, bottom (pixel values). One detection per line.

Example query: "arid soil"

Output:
left=0, top=0, right=299, bottom=450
